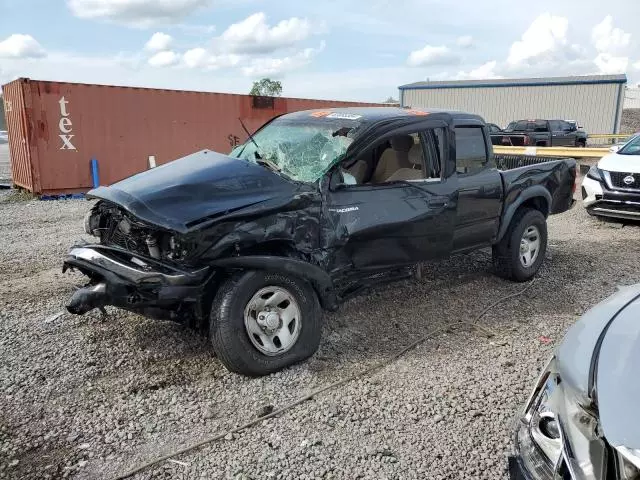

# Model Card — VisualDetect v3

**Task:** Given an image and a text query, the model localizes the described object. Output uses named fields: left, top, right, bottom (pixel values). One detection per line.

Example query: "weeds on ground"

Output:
left=0, top=189, right=36, bottom=203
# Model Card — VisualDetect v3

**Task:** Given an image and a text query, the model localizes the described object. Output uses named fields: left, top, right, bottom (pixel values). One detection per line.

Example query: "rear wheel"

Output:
left=210, top=270, right=322, bottom=376
left=493, top=208, right=547, bottom=282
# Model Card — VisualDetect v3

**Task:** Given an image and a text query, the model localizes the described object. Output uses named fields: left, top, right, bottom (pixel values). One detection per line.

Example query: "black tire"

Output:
left=576, top=139, right=586, bottom=148
left=210, top=270, right=322, bottom=376
left=492, top=208, right=547, bottom=282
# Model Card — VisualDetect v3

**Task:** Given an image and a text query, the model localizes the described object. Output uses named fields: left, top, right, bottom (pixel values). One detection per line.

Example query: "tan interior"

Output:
left=385, top=143, right=423, bottom=181
left=371, top=135, right=414, bottom=183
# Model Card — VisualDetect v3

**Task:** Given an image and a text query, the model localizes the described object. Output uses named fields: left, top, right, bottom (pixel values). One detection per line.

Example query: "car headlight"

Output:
left=615, top=447, right=640, bottom=479
left=83, top=211, right=101, bottom=237
left=515, top=358, right=563, bottom=479
left=587, top=165, right=604, bottom=182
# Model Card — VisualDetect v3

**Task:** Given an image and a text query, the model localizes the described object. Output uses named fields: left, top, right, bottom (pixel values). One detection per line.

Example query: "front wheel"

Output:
left=492, top=208, right=548, bottom=282
left=210, top=270, right=322, bottom=376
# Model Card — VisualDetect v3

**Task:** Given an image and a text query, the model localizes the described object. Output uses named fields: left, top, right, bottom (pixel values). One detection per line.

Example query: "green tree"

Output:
left=249, top=78, right=283, bottom=97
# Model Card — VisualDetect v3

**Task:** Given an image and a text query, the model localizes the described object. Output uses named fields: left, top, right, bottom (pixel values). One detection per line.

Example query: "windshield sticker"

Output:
left=310, top=111, right=331, bottom=117
left=325, top=112, right=362, bottom=120
left=406, top=109, right=428, bottom=116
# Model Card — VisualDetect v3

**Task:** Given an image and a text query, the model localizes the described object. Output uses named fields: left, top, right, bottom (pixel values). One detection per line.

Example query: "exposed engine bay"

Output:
left=84, top=202, right=190, bottom=262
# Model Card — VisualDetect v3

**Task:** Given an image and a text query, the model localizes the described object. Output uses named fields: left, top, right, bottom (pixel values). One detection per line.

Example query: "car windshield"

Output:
left=229, top=116, right=362, bottom=183
left=618, top=135, right=640, bottom=155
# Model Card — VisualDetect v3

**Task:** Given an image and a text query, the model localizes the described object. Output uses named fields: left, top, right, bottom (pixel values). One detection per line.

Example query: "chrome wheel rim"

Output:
left=244, top=286, right=302, bottom=356
left=520, top=225, right=541, bottom=268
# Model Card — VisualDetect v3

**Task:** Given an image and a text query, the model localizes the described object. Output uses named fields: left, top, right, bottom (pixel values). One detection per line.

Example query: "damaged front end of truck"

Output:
left=63, top=148, right=336, bottom=333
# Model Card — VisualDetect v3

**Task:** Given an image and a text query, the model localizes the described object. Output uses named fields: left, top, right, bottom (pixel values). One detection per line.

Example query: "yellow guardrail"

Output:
left=493, top=146, right=610, bottom=158
left=588, top=133, right=630, bottom=139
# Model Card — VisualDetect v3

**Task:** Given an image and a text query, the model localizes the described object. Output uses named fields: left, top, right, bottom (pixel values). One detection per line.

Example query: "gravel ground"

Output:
left=1, top=190, right=640, bottom=480
left=621, top=108, right=640, bottom=134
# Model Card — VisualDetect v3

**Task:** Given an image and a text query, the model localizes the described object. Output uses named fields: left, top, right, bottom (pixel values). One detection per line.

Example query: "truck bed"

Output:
left=498, top=156, right=577, bottom=215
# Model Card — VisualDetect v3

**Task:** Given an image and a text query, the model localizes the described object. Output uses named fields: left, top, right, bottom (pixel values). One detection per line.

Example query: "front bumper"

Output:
left=582, top=175, right=640, bottom=220
left=63, top=245, right=210, bottom=315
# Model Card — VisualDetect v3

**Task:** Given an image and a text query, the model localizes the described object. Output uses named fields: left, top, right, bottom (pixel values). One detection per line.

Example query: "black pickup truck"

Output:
left=63, top=107, right=576, bottom=376
left=491, top=119, right=587, bottom=147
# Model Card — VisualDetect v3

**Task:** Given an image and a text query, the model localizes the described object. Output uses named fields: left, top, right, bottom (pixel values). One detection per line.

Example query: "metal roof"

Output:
left=399, top=74, right=628, bottom=90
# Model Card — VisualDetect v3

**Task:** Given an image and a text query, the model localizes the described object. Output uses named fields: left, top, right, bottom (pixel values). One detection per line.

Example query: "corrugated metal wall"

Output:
left=401, top=83, right=623, bottom=133
left=2, top=78, right=380, bottom=194
left=625, top=88, right=640, bottom=109
left=3, top=81, right=35, bottom=191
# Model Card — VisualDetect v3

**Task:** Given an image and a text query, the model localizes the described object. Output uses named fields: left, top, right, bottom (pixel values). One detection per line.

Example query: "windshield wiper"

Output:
left=255, top=156, right=281, bottom=172
left=237, top=117, right=263, bottom=159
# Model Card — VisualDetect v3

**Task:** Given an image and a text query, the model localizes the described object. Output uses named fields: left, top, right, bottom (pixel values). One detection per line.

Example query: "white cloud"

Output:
left=242, top=42, right=325, bottom=77
left=148, top=50, right=179, bottom=67
left=592, top=16, right=631, bottom=53
left=182, top=47, right=208, bottom=68
left=407, top=45, right=460, bottom=67
left=67, top=0, right=212, bottom=27
left=0, top=34, right=46, bottom=59
left=182, top=48, right=242, bottom=70
left=507, top=14, right=569, bottom=66
left=594, top=53, right=628, bottom=74
left=456, top=35, right=474, bottom=48
left=455, top=60, right=500, bottom=80
left=220, top=12, right=312, bottom=54
left=145, top=32, right=173, bottom=51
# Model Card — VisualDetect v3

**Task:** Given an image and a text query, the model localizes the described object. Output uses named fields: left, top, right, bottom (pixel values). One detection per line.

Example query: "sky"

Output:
left=0, top=0, right=639, bottom=101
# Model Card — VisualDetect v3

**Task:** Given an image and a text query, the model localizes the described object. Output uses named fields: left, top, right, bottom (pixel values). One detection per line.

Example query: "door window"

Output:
left=455, top=127, right=487, bottom=175
left=549, top=120, right=563, bottom=131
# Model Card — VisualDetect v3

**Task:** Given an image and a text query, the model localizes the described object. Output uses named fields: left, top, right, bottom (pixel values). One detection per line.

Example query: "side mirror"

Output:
left=609, top=145, right=621, bottom=153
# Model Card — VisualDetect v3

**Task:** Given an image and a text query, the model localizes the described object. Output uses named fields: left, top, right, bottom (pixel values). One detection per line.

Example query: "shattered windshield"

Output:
left=229, top=116, right=362, bottom=183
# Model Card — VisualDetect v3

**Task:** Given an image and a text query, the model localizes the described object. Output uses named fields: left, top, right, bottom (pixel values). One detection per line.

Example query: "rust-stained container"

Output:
left=2, top=78, right=380, bottom=195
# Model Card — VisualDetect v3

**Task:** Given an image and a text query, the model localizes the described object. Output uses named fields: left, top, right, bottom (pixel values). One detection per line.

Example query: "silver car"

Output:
left=510, top=284, right=640, bottom=479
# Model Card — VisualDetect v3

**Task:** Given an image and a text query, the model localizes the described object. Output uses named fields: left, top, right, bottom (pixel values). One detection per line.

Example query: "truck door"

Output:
left=549, top=120, right=574, bottom=146
left=452, top=124, right=503, bottom=252
left=325, top=124, right=458, bottom=270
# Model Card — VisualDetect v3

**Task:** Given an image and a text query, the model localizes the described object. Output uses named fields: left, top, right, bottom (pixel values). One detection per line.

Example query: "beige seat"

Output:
left=385, top=143, right=424, bottom=182
left=371, top=135, right=414, bottom=183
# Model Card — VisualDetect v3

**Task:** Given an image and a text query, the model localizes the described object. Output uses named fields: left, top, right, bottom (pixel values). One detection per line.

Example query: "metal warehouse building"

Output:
left=399, top=74, right=627, bottom=134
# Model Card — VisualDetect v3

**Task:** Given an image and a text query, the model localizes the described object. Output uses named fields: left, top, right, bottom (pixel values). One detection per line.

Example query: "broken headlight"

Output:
left=615, top=447, right=640, bottom=480
left=83, top=210, right=101, bottom=237
left=515, top=357, right=562, bottom=479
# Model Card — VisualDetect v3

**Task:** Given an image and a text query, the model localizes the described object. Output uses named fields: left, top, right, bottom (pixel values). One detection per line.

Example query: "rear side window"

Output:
left=455, top=127, right=487, bottom=175
left=534, top=121, right=548, bottom=132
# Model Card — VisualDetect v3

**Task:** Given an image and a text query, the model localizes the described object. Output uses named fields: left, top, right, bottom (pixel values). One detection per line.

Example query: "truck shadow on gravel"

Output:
left=314, top=236, right=640, bottom=367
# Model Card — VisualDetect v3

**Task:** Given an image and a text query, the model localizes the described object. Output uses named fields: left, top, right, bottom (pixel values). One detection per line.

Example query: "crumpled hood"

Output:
left=598, top=152, right=640, bottom=174
left=88, top=150, right=301, bottom=233
left=556, top=284, right=640, bottom=449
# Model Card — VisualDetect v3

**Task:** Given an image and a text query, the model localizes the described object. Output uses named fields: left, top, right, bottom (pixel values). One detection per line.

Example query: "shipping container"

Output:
left=2, top=78, right=380, bottom=195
